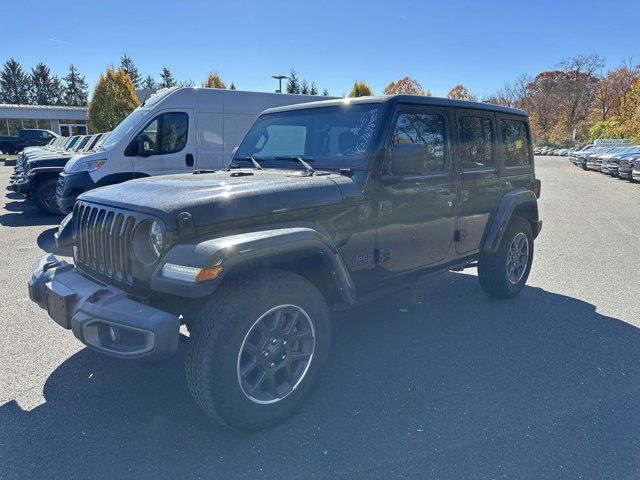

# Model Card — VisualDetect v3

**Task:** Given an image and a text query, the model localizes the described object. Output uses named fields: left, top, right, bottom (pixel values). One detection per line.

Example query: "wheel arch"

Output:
left=482, top=189, right=541, bottom=253
left=151, top=227, right=356, bottom=307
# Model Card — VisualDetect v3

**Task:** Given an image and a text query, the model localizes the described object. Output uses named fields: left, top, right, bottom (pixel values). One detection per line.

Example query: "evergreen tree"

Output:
left=300, top=79, right=309, bottom=95
left=230, top=82, right=236, bottom=90
left=159, top=67, right=176, bottom=89
left=322, top=88, right=329, bottom=96
left=286, top=69, right=300, bottom=94
left=62, top=64, right=88, bottom=106
left=0, top=58, right=30, bottom=104
left=88, top=68, right=139, bottom=132
left=30, top=63, right=63, bottom=105
left=142, top=75, right=156, bottom=91
left=310, top=82, right=318, bottom=95
left=120, top=53, right=142, bottom=90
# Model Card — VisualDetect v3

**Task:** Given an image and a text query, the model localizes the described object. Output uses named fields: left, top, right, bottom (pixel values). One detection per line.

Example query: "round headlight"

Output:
left=149, top=221, right=164, bottom=256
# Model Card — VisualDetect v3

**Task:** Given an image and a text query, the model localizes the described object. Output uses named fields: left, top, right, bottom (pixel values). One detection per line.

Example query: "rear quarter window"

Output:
left=500, top=119, right=531, bottom=167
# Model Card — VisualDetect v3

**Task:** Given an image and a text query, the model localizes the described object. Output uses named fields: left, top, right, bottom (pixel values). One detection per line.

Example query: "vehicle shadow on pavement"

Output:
left=2, top=272, right=639, bottom=479
left=0, top=194, right=62, bottom=227
left=36, top=227, right=72, bottom=256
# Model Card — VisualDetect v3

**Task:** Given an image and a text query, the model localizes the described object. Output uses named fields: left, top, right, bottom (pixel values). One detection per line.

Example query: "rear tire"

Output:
left=185, top=269, right=332, bottom=430
left=478, top=216, right=534, bottom=299
left=33, top=178, right=62, bottom=216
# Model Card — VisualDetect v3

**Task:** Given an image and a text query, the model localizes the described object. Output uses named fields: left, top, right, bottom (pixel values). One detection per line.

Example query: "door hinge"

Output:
left=374, top=248, right=392, bottom=264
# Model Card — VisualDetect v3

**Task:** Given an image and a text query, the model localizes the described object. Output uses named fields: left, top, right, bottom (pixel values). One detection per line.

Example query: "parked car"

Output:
left=11, top=134, right=108, bottom=215
left=14, top=135, right=82, bottom=175
left=0, top=128, right=58, bottom=154
left=55, top=87, right=333, bottom=214
left=585, top=147, right=616, bottom=171
left=618, top=154, right=640, bottom=180
left=571, top=145, right=599, bottom=169
left=29, top=95, right=542, bottom=430
left=633, top=158, right=640, bottom=182
left=601, top=146, right=640, bottom=176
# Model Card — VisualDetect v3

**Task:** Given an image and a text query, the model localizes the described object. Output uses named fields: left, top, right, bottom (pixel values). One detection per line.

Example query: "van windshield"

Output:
left=235, top=104, right=383, bottom=167
left=101, top=109, right=149, bottom=150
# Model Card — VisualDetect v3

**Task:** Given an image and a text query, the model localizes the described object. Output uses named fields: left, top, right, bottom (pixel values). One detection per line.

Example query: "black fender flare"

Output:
left=150, top=227, right=356, bottom=304
left=481, top=189, right=541, bottom=253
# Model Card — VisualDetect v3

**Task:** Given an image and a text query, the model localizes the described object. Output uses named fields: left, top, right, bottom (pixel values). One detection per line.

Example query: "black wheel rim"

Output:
left=507, top=232, right=529, bottom=284
left=42, top=184, right=57, bottom=211
left=237, top=304, right=315, bottom=405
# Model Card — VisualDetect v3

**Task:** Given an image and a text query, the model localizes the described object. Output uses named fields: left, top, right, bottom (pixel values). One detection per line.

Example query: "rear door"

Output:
left=454, top=109, right=506, bottom=255
left=132, top=109, right=197, bottom=177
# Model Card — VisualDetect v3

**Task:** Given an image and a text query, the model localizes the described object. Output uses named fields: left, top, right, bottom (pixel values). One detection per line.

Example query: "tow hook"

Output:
left=87, top=289, right=110, bottom=304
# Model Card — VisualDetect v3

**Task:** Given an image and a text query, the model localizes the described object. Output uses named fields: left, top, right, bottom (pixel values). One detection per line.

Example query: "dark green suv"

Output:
left=29, top=95, right=541, bottom=430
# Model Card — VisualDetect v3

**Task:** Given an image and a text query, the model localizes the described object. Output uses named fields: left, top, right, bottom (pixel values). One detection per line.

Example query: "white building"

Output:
left=0, top=104, right=88, bottom=137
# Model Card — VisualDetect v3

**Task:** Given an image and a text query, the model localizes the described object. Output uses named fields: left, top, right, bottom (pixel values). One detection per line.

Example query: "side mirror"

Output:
left=391, top=143, right=425, bottom=175
left=137, top=135, right=152, bottom=157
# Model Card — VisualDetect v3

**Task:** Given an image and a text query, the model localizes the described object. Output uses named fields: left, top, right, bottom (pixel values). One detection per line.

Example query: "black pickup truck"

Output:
left=29, top=95, right=541, bottom=430
left=0, top=128, right=58, bottom=154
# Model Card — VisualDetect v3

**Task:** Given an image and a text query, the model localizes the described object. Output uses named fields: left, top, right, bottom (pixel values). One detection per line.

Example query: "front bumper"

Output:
left=10, top=177, right=31, bottom=194
left=28, top=254, right=180, bottom=361
left=56, top=171, right=96, bottom=214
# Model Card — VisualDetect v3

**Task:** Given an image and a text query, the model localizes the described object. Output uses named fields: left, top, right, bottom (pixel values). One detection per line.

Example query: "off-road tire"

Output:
left=478, top=216, right=534, bottom=299
left=33, top=177, right=62, bottom=216
left=185, top=269, right=332, bottom=431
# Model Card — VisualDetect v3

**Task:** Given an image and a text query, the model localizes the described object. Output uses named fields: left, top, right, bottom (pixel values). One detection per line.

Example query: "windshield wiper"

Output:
left=274, top=156, right=315, bottom=175
left=231, top=156, right=263, bottom=170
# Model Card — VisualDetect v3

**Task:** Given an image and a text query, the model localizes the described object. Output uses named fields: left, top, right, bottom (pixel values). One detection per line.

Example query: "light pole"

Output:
left=272, top=75, right=288, bottom=93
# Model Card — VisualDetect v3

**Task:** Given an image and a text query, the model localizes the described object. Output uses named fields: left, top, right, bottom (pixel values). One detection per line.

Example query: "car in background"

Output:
left=632, top=158, right=640, bottom=182
left=618, top=154, right=640, bottom=180
left=0, top=128, right=58, bottom=154
left=585, top=147, right=615, bottom=170
left=571, top=145, right=599, bottom=169
left=601, top=146, right=640, bottom=176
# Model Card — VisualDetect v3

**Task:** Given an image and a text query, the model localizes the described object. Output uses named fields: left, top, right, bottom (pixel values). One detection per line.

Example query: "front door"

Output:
left=454, top=109, right=505, bottom=254
left=375, top=106, right=457, bottom=278
left=132, top=109, right=197, bottom=177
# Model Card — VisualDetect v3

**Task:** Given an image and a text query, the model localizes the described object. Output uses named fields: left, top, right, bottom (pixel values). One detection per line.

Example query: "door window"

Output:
left=137, top=112, right=188, bottom=155
left=458, top=115, right=495, bottom=170
left=387, top=112, right=446, bottom=174
left=500, top=119, right=531, bottom=166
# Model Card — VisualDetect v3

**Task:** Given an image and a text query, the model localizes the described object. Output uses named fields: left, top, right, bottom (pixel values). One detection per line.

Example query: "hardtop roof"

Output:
left=262, top=94, right=528, bottom=117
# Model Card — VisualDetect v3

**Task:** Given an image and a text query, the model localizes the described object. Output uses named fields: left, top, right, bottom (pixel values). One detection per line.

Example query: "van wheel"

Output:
left=185, top=269, right=332, bottom=430
left=478, top=216, right=533, bottom=299
left=33, top=178, right=62, bottom=216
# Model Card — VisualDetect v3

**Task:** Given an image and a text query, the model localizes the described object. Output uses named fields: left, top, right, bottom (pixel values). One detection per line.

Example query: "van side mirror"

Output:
left=137, top=135, right=152, bottom=157
left=391, top=143, right=425, bottom=175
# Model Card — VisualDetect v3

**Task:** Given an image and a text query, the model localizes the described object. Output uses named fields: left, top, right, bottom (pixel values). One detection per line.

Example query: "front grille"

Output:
left=73, top=202, right=137, bottom=284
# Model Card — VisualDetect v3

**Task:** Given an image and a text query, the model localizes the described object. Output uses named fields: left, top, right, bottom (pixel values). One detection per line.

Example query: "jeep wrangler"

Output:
left=28, top=95, right=541, bottom=430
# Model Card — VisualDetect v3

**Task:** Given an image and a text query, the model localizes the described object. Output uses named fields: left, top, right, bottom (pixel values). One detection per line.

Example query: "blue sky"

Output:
left=4, top=0, right=640, bottom=97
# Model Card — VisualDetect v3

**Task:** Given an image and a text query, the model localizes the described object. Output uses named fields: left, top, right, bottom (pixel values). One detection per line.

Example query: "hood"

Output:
left=78, top=169, right=356, bottom=229
left=27, top=155, right=73, bottom=169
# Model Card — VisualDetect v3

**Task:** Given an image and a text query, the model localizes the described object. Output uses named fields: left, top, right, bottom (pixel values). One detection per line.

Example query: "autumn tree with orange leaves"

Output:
left=383, top=76, right=431, bottom=96
left=447, top=84, right=476, bottom=101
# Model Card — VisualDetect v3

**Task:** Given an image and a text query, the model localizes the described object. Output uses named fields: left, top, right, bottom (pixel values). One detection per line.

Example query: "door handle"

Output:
left=185, top=153, right=194, bottom=167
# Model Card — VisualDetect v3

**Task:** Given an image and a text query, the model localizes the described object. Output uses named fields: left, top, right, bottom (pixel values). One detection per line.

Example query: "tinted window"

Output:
left=388, top=112, right=446, bottom=174
left=137, top=112, right=188, bottom=155
left=256, top=124, right=306, bottom=157
left=458, top=115, right=495, bottom=170
left=501, top=119, right=531, bottom=167
left=159, top=112, right=188, bottom=154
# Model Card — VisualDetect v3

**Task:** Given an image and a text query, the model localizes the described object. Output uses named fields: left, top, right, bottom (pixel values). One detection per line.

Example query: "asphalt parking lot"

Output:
left=1, top=156, right=639, bottom=479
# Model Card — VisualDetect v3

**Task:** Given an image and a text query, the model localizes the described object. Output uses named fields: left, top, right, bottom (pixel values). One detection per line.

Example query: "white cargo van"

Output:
left=56, top=87, right=330, bottom=213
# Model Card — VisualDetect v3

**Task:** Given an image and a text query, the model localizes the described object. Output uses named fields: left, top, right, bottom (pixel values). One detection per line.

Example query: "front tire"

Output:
left=33, top=178, right=62, bottom=216
left=478, top=216, right=534, bottom=299
left=185, top=269, right=332, bottom=430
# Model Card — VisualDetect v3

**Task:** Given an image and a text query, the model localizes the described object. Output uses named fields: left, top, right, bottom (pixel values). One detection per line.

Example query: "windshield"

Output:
left=235, top=103, right=383, bottom=167
left=101, top=109, right=149, bottom=150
